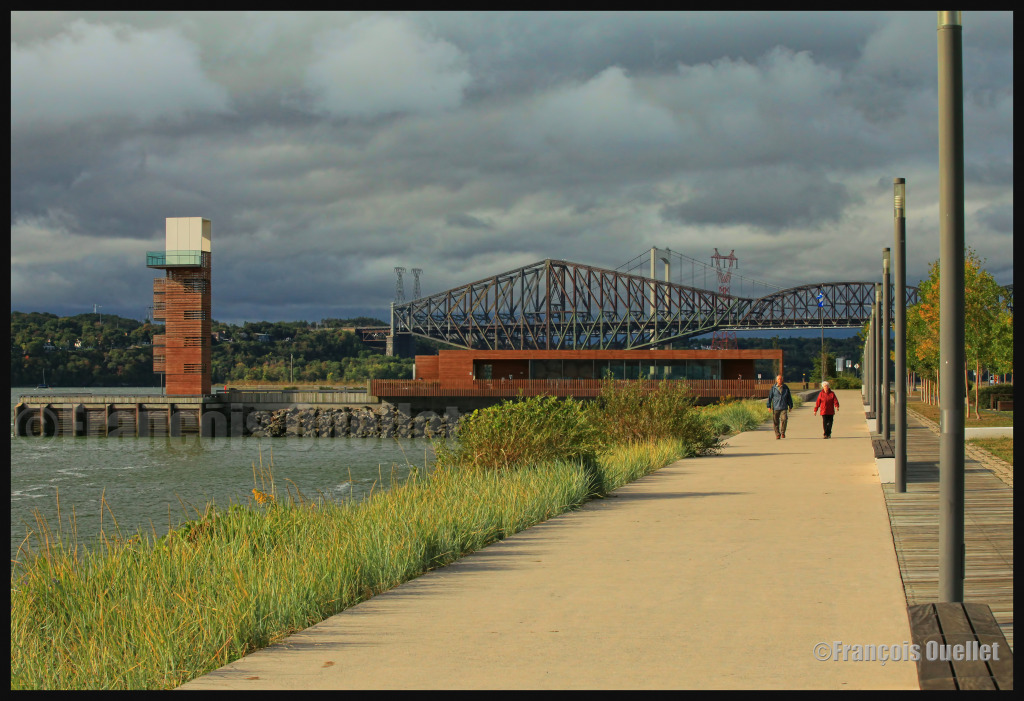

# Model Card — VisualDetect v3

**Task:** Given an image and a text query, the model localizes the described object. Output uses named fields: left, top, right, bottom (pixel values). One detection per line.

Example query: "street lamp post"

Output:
left=894, top=178, right=908, bottom=493
left=868, top=305, right=876, bottom=416
left=938, top=10, right=965, bottom=603
left=882, top=248, right=891, bottom=441
left=875, top=283, right=883, bottom=436
left=820, top=305, right=825, bottom=383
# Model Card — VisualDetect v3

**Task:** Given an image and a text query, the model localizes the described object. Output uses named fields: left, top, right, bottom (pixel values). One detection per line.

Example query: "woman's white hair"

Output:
left=821, top=381, right=830, bottom=387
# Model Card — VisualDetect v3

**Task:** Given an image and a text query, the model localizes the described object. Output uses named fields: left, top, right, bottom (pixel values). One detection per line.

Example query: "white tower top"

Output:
left=165, top=217, right=211, bottom=252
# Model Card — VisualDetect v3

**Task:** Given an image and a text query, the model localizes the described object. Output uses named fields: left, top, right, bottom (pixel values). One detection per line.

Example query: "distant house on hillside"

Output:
left=255, top=333, right=271, bottom=343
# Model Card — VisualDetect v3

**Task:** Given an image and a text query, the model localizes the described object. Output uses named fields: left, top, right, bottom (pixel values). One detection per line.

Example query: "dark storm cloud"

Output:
left=10, top=12, right=1013, bottom=324
left=446, top=213, right=494, bottom=229
left=660, top=168, right=853, bottom=231
left=974, top=203, right=1012, bottom=234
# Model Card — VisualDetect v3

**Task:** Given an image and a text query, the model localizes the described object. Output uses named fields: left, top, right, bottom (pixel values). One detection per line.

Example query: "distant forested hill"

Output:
left=10, top=312, right=422, bottom=386
left=12, top=310, right=864, bottom=386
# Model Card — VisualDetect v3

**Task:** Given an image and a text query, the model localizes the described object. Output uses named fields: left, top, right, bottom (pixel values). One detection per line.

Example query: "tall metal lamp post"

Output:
left=938, top=10, right=965, bottom=603
left=894, top=178, right=907, bottom=492
left=817, top=289, right=825, bottom=382
left=875, top=283, right=883, bottom=436
left=882, top=248, right=891, bottom=441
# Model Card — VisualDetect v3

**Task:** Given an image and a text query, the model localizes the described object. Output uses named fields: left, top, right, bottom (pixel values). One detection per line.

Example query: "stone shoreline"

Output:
left=246, top=403, right=460, bottom=439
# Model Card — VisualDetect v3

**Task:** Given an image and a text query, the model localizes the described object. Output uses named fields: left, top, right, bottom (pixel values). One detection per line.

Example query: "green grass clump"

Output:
left=703, top=399, right=772, bottom=435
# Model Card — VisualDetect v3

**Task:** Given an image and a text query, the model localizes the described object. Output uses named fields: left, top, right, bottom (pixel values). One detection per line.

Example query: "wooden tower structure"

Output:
left=146, top=218, right=212, bottom=396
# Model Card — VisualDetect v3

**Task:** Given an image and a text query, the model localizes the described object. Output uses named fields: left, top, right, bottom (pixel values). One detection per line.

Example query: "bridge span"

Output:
left=389, top=258, right=923, bottom=353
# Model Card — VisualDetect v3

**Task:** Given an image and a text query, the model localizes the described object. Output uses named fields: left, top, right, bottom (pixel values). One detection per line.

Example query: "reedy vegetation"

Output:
left=12, top=382, right=767, bottom=689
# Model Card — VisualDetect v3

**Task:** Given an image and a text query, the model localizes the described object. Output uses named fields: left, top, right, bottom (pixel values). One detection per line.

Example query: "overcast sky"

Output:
left=11, top=11, right=1013, bottom=327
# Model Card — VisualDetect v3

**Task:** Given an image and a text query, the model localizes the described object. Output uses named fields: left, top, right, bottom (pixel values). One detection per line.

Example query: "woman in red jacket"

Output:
left=814, top=381, right=840, bottom=439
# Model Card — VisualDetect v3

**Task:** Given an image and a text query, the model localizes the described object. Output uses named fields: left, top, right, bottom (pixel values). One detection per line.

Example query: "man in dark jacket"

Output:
left=767, top=374, right=794, bottom=439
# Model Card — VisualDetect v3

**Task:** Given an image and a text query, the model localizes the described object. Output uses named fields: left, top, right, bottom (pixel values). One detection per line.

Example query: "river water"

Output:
left=10, top=387, right=442, bottom=564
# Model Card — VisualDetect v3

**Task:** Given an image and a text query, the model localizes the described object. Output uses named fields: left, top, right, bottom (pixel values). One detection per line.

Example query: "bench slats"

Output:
left=872, top=439, right=894, bottom=459
left=908, top=603, right=1013, bottom=690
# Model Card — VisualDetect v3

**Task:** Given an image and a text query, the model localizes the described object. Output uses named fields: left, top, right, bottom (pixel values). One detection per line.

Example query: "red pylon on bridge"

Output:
left=710, top=248, right=738, bottom=350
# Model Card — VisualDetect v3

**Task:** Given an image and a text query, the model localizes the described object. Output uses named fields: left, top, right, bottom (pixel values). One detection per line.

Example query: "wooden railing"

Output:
left=372, top=379, right=773, bottom=399
left=218, top=389, right=374, bottom=404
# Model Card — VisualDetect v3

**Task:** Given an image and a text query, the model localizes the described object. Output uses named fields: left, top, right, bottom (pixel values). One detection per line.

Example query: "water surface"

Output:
left=11, top=387, right=441, bottom=564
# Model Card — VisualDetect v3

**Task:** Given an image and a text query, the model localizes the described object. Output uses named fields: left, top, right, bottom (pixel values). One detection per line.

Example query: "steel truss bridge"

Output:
left=391, top=259, right=933, bottom=351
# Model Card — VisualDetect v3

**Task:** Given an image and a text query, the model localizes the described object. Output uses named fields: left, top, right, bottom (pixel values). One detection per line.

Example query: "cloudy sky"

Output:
left=11, top=11, right=1013, bottom=327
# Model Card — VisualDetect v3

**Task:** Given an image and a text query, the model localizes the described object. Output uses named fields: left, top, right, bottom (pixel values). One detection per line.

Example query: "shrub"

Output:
left=828, top=373, right=862, bottom=390
left=587, top=380, right=713, bottom=450
left=434, top=394, right=602, bottom=471
left=975, top=383, right=1013, bottom=408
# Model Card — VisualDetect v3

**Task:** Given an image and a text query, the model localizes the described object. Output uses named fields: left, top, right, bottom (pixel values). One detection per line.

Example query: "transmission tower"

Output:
left=710, top=248, right=738, bottom=350
left=411, top=268, right=422, bottom=299
left=394, top=267, right=406, bottom=303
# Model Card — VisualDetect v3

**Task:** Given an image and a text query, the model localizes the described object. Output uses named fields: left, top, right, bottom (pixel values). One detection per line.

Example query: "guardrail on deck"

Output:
left=372, top=379, right=773, bottom=399
left=217, top=389, right=374, bottom=404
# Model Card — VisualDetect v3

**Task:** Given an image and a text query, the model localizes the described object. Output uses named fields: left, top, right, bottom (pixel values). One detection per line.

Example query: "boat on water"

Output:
left=36, top=370, right=51, bottom=390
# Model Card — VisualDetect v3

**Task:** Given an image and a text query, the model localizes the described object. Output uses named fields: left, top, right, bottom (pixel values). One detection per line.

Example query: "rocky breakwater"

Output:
left=246, top=403, right=460, bottom=439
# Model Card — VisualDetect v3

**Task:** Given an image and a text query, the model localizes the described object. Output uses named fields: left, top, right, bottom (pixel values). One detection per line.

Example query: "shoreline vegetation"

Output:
left=12, top=383, right=772, bottom=689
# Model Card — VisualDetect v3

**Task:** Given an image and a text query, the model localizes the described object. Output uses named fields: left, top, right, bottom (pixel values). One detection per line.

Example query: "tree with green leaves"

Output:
left=904, top=251, right=1012, bottom=414
left=961, top=250, right=1008, bottom=417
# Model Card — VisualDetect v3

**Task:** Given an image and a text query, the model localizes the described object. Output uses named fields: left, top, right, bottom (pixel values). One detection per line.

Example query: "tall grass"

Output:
left=11, top=386, right=769, bottom=689
left=703, top=399, right=772, bottom=435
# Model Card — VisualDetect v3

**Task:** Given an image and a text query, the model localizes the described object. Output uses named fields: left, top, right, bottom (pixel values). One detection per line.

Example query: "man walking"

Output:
left=767, top=374, right=793, bottom=439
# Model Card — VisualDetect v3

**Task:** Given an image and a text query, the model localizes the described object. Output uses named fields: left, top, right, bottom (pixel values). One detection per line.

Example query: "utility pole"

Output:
left=412, top=268, right=423, bottom=299
left=894, top=179, right=908, bottom=492
left=938, top=10, right=965, bottom=603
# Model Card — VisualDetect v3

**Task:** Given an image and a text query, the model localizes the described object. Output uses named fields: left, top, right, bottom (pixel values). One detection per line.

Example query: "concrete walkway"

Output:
left=180, top=390, right=918, bottom=689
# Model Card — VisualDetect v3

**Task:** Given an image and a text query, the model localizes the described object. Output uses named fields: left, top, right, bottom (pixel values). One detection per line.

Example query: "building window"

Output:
left=184, top=363, right=205, bottom=374
left=183, top=310, right=206, bottom=320
left=184, top=337, right=203, bottom=347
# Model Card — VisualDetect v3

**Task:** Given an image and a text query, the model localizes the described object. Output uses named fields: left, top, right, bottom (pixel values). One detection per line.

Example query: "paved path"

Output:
left=180, top=390, right=917, bottom=689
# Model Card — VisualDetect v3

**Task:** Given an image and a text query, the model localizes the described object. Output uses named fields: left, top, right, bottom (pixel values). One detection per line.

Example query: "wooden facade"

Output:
left=414, top=349, right=783, bottom=383
left=148, top=218, right=212, bottom=396
left=374, top=348, right=784, bottom=401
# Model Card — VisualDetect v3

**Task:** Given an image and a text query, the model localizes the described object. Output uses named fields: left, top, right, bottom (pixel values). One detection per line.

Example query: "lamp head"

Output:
left=894, top=178, right=905, bottom=218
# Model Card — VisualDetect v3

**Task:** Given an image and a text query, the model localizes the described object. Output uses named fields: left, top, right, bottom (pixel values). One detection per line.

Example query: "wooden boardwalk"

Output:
left=880, top=407, right=1013, bottom=650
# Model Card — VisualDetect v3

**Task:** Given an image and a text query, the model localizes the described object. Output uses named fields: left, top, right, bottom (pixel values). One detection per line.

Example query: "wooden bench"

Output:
left=908, top=602, right=1013, bottom=689
left=996, top=400, right=1013, bottom=412
left=872, top=439, right=894, bottom=459
left=988, top=393, right=1012, bottom=410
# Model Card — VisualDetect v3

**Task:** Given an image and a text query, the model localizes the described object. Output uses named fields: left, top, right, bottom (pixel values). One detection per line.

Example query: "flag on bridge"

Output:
left=816, top=290, right=824, bottom=308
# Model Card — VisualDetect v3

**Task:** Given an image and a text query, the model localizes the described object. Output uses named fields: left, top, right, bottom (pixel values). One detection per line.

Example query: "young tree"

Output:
left=905, top=252, right=1012, bottom=413
left=906, top=260, right=940, bottom=403
left=962, top=250, right=1006, bottom=417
